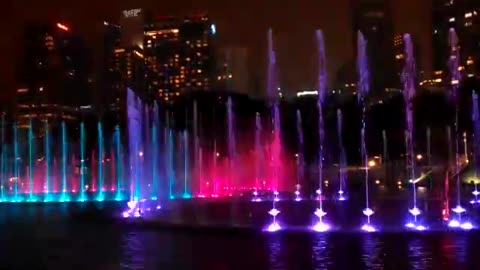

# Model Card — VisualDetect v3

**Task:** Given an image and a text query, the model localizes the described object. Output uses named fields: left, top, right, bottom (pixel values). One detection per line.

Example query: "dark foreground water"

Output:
left=0, top=203, right=480, bottom=270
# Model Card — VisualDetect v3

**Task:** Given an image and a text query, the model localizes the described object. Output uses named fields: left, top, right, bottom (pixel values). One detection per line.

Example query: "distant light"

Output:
left=297, top=91, right=318, bottom=97
left=211, top=24, right=216, bottom=34
left=139, top=151, right=143, bottom=157
left=449, top=17, right=456, bottom=22
left=368, top=160, right=376, bottom=167
left=57, top=23, right=69, bottom=31
left=416, top=154, right=423, bottom=160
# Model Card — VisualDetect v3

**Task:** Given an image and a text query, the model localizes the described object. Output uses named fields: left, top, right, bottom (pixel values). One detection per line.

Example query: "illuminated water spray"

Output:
left=97, top=121, right=104, bottom=201
left=28, top=117, right=34, bottom=201
left=44, top=120, right=51, bottom=201
left=183, top=130, right=191, bottom=198
left=114, top=125, right=122, bottom=201
left=295, top=110, right=303, bottom=202
left=227, top=96, right=236, bottom=195
left=312, top=29, right=330, bottom=232
left=0, top=113, right=5, bottom=201
left=401, top=34, right=424, bottom=231
left=265, top=28, right=281, bottom=232
left=471, top=92, right=480, bottom=204
left=253, top=112, right=262, bottom=202
left=337, top=109, right=347, bottom=201
left=447, top=29, right=472, bottom=230
left=79, top=122, right=86, bottom=201
left=60, top=121, right=68, bottom=201
left=13, top=123, right=19, bottom=201
left=357, top=31, right=375, bottom=232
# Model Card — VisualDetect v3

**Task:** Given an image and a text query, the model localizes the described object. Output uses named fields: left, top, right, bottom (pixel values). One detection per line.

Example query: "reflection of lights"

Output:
left=409, top=207, right=421, bottom=216
left=273, top=191, right=279, bottom=196
left=416, top=225, right=426, bottom=231
left=338, top=190, right=344, bottom=195
left=361, top=224, right=376, bottom=232
left=405, top=222, right=415, bottom=228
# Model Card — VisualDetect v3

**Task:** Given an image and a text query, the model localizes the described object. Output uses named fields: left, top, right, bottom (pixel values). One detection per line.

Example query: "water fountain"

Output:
left=265, top=28, right=281, bottom=232
left=402, top=34, right=425, bottom=231
left=471, top=92, right=480, bottom=204
left=447, top=29, right=472, bottom=230
left=357, top=31, right=375, bottom=232
left=295, top=110, right=303, bottom=202
left=253, top=112, right=263, bottom=202
left=312, top=29, right=330, bottom=232
left=336, top=109, right=347, bottom=201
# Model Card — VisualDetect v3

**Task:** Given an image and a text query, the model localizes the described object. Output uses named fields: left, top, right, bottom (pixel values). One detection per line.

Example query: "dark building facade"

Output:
left=143, top=15, right=216, bottom=103
left=351, top=0, right=397, bottom=94
left=432, top=0, right=480, bottom=80
left=16, top=22, right=93, bottom=129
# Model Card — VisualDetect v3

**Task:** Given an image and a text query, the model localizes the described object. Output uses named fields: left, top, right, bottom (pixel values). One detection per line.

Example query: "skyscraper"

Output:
left=432, top=0, right=480, bottom=79
left=143, top=15, right=216, bottom=103
left=351, top=0, right=396, bottom=93
left=16, top=22, right=93, bottom=129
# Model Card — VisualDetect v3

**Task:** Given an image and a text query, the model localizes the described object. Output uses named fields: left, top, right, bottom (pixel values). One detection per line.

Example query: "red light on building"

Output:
left=56, top=23, right=69, bottom=31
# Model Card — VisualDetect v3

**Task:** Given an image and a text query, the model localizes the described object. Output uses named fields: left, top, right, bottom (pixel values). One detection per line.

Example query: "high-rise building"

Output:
left=101, top=9, right=148, bottom=116
left=351, top=0, right=396, bottom=93
left=143, top=15, right=216, bottom=103
left=16, top=22, right=93, bottom=129
left=432, top=0, right=480, bottom=79
left=216, top=46, right=249, bottom=95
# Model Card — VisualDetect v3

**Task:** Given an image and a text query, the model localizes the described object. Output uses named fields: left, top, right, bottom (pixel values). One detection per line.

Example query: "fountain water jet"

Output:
left=295, top=110, right=303, bottom=202
left=471, top=92, right=480, bottom=204
left=447, top=28, right=471, bottom=229
left=336, top=109, right=347, bottom=201
left=357, top=31, right=376, bottom=232
left=312, top=29, right=330, bottom=232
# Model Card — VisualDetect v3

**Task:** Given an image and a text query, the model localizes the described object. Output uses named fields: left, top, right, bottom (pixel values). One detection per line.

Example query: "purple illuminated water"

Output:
left=357, top=31, right=374, bottom=230
left=314, top=29, right=328, bottom=230
left=337, top=109, right=347, bottom=200
left=402, top=34, right=421, bottom=226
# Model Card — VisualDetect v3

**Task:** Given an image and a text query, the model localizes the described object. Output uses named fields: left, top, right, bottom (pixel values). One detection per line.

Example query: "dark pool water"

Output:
left=0, top=202, right=479, bottom=269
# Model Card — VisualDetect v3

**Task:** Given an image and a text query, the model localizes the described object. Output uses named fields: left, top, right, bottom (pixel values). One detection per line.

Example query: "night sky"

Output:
left=0, top=0, right=431, bottom=101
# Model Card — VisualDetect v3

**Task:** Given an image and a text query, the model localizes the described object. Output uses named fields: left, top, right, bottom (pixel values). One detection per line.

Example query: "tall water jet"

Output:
left=97, top=121, right=104, bottom=201
left=447, top=29, right=471, bottom=229
left=44, top=120, right=51, bottom=201
left=183, top=130, right=191, bottom=198
left=253, top=112, right=262, bottom=202
left=79, top=122, right=86, bottom=201
left=337, top=109, right=347, bottom=201
left=265, top=28, right=281, bottom=232
left=295, top=110, right=303, bottom=201
left=28, top=118, right=34, bottom=201
left=114, top=125, right=122, bottom=200
left=401, top=34, right=423, bottom=230
left=13, top=123, right=19, bottom=201
left=357, top=31, right=375, bottom=232
left=61, top=121, right=68, bottom=201
left=312, top=29, right=330, bottom=232
left=167, top=113, right=175, bottom=199
left=471, top=92, right=480, bottom=204
left=151, top=103, right=159, bottom=200
left=0, top=113, right=5, bottom=201
left=193, top=101, right=200, bottom=196
left=227, top=96, right=236, bottom=195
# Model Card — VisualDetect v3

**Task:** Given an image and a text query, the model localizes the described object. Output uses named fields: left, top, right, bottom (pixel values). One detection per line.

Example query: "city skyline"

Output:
left=0, top=0, right=431, bottom=101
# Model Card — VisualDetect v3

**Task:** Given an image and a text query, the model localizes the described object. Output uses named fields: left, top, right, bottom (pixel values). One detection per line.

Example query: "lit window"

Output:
left=197, top=69, right=202, bottom=74
left=449, top=17, right=455, bottom=22
left=465, top=12, right=472, bottom=18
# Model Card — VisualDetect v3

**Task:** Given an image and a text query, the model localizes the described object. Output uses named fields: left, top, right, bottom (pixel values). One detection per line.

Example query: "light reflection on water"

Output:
left=362, top=234, right=384, bottom=270
left=312, top=234, right=331, bottom=270
left=408, top=237, right=432, bottom=270
left=268, top=235, right=285, bottom=270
